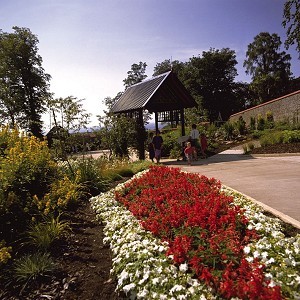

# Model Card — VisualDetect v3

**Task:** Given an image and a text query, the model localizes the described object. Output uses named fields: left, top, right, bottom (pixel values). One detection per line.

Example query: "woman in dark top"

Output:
left=152, top=130, right=163, bottom=163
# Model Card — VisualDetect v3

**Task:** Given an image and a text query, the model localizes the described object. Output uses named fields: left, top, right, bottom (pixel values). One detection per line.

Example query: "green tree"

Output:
left=0, top=27, right=51, bottom=137
left=123, top=62, right=147, bottom=88
left=49, top=96, right=91, bottom=132
left=182, top=48, right=239, bottom=122
left=282, top=0, right=300, bottom=58
left=152, top=59, right=185, bottom=77
left=243, top=32, right=292, bottom=103
left=98, top=112, right=137, bottom=158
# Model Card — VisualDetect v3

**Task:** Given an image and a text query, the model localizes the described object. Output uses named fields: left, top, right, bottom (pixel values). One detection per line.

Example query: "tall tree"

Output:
left=123, top=62, right=147, bottom=88
left=243, top=32, right=292, bottom=103
left=282, top=0, right=300, bottom=58
left=152, top=59, right=185, bottom=77
left=183, top=48, right=239, bottom=121
left=0, top=27, right=51, bottom=137
left=48, top=96, right=91, bottom=132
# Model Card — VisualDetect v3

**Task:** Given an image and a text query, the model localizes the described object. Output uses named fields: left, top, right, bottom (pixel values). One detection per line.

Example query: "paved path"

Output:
left=162, top=149, right=300, bottom=229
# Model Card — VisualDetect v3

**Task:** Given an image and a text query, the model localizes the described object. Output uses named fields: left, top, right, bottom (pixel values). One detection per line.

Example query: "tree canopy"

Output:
left=0, top=27, right=51, bottom=137
left=283, top=0, right=300, bottom=58
left=123, top=62, right=147, bottom=89
left=243, top=32, right=292, bottom=103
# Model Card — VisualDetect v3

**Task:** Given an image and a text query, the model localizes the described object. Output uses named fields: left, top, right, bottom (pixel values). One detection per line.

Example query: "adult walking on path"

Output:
left=152, top=130, right=163, bottom=163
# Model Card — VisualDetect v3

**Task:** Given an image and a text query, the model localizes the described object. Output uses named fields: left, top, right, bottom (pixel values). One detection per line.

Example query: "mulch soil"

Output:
left=1, top=142, right=299, bottom=299
left=251, top=142, right=300, bottom=154
left=0, top=199, right=123, bottom=300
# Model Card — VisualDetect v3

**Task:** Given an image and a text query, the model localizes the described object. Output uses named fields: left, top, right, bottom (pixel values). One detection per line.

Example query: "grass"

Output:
left=13, top=252, right=56, bottom=286
left=25, top=214, right=71, bottom=251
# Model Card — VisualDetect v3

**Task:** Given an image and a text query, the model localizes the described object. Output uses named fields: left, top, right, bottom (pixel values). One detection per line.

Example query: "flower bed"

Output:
left=90, top=166, right=300, bottom=299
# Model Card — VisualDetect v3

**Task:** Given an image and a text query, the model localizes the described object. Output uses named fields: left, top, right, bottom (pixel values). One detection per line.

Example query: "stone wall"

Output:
left=229, top=90, right=300, bottom=125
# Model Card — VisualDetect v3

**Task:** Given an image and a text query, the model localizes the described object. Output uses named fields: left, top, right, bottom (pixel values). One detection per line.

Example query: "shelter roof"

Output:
left=110, top=71, right=196, bottom=113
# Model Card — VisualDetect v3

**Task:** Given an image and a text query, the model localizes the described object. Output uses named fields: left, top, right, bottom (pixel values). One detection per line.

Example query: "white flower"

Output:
left=137, top=288, right=149, bottom=298
left=243, top=246, right=251, bottom=254
left=170, top=284, right=185, bottom=294
left=179, top=263, right=189, bottom=273
left=123, top=283, right=136, bottom=294
left=253, top=250, right=260, bottom=258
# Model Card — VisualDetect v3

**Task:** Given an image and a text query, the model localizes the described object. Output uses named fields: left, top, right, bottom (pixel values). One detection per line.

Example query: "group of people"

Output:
left=184, top=123, right=208, bottom=165
left=147, top=124, right=208, bottom=165
left=184, top=123, right=207, bottom=165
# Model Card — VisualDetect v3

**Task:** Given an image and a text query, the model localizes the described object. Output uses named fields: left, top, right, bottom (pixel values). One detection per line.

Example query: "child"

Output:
left=184, top=141, right=194, bottom=165
left=200, top=133, right=208, bottom=159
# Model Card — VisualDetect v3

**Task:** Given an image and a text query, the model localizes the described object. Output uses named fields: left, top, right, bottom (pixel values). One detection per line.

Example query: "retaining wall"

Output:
left=229, top=90, right=300, bottom=125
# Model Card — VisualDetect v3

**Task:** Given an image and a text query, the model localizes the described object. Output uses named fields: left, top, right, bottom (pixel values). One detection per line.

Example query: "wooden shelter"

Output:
left=110, top=70, right=197, bottom=159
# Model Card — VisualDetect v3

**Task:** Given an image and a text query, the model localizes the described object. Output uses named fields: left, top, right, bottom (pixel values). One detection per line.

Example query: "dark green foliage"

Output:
left=0, top=27, right=51, bottom=137
left=244, top=32, right=292, bottom=103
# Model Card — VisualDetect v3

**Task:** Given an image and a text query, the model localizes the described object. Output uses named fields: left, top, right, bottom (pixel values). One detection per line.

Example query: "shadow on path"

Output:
left=162, top=150, right=256, bottom=166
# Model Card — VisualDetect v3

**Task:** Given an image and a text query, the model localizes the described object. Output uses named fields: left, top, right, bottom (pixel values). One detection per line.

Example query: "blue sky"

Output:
left=1, top=0, right=299, bottom=128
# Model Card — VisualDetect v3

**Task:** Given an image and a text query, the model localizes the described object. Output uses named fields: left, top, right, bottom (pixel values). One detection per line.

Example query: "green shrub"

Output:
left=25, top=215, right=71, bottom=251
left=161, top=129, right=181, bottom=157
left=0, top=128, right=58, bottom=215
left=0, top=240, right=12, bottom=266
left=265, top=111, right=274, bottom=129
left=258, top=130, right=300, bottom=146
left=13, top=252, right=56, bottom=284
left=222, top=122, right=235, bottom=140
left=260, top=131, right=284, bottom=146
left=33, top=175, right=85, bottom=214
left=257, top=114, right=265, bottom=131
left=282, top=130, right=300, bottom=143
left=66, top=157, right=109, bottom=195
left=252, top=130, right=262, bottom=139
left=236, top=116, right=246, bottom=135
left=250, top=117, right=256, bottom=131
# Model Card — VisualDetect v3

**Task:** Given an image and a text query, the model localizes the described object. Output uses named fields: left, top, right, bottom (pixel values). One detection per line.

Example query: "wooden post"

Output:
left=180, top=108, right=186, bottom=160
left=137, top=109, right=145, bottom=160
left=154, top=112, right=159, bottom=132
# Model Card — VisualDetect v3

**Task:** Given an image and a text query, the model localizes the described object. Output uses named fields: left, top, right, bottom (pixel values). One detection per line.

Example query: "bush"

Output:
left=0, top=127, right=60, bottom=248
left=62, top=157, right=109, bottom=195
left=0, top=240, right=12, bottom=266
left=33, top=175, right=85, bottom=214
left=257, top=114, right=265, bottom=131
left=25, top=214, right=71, bottom=251
left=222, top=122, right=235, bottom=140
left=161, top=128, right=181, bottom=158
left=250, top=117, right=256, bottom=132
left=236, top=116, right=246, bottom=135
left=259, top=130, right=300, bottom=146
left=282, top=130, right=300, bottom=143
left=265, top=111, right=274, bottom=129
left=13, top=252, right=56, bottom=284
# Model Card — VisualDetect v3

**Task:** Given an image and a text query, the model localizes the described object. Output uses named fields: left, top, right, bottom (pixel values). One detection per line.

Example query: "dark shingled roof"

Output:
left=111, top=71, right=196, bottom=113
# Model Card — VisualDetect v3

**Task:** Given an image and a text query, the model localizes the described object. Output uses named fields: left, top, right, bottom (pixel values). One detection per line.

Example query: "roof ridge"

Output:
left=128, top=70, right=171, bottom=88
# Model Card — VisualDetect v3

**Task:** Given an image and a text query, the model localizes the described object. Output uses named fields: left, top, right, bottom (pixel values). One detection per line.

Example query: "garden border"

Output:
left=223, top=184, right=300, bottom=229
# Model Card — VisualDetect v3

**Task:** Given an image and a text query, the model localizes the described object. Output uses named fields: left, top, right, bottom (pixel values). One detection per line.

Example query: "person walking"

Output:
left=152, top=130, right=163, bottom=163
left=189, top=124, right=200, bottom=160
